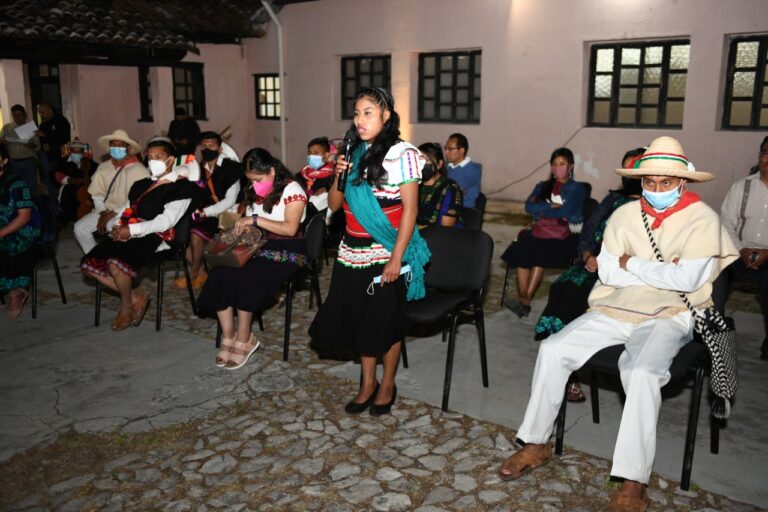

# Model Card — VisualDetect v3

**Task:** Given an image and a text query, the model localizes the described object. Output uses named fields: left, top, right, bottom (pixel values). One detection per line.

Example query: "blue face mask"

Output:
left=307, top=154, right=324, bottom=170
left=109, top=146, right=127, bottom=161
left=68, top=153, right=83, bottom=165
left=643, top=184, right=682, bottom=210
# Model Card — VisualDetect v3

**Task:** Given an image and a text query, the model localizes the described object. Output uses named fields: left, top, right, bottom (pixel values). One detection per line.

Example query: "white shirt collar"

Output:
left=205, top=153, right=226, bottom=172
left=447, top=156, right=471, bottom=169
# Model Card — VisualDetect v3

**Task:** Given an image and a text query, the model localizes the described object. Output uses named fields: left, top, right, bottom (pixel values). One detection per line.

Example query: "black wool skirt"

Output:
left=501, top=229, right=579, bottom=269
left=309, top=261, right=406, bottom=359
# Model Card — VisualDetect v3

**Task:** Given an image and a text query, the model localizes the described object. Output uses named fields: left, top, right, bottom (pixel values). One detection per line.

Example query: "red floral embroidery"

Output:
left=283, top=194, right=307, bottom=205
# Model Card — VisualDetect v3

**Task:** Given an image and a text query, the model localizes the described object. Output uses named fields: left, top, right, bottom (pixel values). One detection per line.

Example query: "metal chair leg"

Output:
left=555, top=385, right=568, bottom=455
left=400, top=338, right=409, bottom=368
left=501, top=264, right=511, bottom=306
left=474, top=299, right=489, bottom=388
left=590, top=370, right=600, bottom=423
left=51, top=252, right=67, bottom=303
left=283, top=279, right=294, bottom=361
left=441, top=313, right=460, bottom=412
left=95, top=281, right=101, bottom=326
left=681, top=363, right=705, bottom=491
left=312, top=272, right=323, bottom=308
left=181, top=257, right=196, bottom=315
left=156, top=261, right=164, bottom=331
left=710, top=416, right=721, bottom=455
left=215, top=321, right=222, bottom=348
left=31, top=263, right=38, bottom=319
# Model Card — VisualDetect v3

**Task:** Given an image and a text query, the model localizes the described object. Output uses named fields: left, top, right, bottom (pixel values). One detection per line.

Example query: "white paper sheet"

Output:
left=13, top=121, right=38, bottom=142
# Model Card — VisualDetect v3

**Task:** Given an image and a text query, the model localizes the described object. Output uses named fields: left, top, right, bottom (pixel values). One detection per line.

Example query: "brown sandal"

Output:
left=224, top=333, right=261, bottom=370
left=499, top=444, right=552, bottom=481
left=567, top=382, right=586, bottom=402
left=216, top=336, right=236, bottom=367
left=130, top=289, right=151, bottom=327
left=601, top=491, right=648, bottom=512
left=111, top=310, right=133, bottom=331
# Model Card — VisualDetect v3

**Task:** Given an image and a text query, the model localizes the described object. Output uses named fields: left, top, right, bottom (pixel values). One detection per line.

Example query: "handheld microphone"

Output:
left=337, top=128, right=357, bottom=192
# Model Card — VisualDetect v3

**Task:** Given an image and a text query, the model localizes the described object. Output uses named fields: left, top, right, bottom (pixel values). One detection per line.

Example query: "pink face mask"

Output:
left=551, top=164, right=570, bottom=180
left=252, top=179, right=274, bottom=197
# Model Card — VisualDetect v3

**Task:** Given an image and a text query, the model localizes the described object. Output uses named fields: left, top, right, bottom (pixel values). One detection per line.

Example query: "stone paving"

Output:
left=2, top=224, right=764, bottom=511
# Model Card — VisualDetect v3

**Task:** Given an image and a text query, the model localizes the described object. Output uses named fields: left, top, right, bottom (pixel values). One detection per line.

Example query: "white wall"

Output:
left=244, top=0, right=768, bottom=207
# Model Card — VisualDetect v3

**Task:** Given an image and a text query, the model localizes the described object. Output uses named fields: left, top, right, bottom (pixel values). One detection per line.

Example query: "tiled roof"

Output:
left=0, top=0, right=299, bottom=51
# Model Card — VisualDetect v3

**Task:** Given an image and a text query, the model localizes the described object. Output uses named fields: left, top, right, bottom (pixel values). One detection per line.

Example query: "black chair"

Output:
left=31, top=195, right=67, bottom=318
left=554, top=339, right=720, bottom=491
left=281, top=212, right=325, bottom=361
left=95, top=209, right=197, bottom=331
left=462, top=192, right=486, bottom=230
left=404, top=226, right=494, bottom=411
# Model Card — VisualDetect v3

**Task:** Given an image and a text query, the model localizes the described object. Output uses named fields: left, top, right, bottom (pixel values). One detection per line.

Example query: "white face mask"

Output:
left=148, top=158, right=169, bottom=177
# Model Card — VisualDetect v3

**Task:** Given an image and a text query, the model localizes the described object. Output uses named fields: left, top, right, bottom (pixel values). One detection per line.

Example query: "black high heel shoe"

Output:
left=344, top=382, right=379, bottom=414
left=369, top=384, right=397, bottom=416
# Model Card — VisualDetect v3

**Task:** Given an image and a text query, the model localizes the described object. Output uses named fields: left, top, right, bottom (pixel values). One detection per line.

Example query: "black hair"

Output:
left=241, top=147, right=298, bottom=213
left=348, top=87, right=402, bottom=188
left=535, top=147, right=575, bottom=201
left=448, top=133, right=469, bottom=153
left=10, top=104, right=25, bottom=114
left=761, top=135, right=768, bottom=149
left=418, top=142, right=445, bottom=174
left=616, top=147, right=646, bottom=196
left=308, top=137, right=331, bottom=153
left=146, top=140, right=177, bottom=158
left=0, top=143, right=9, bottom=164
left=175, top=107, right=186, bottom=116
left=200, top=131, right=222, bottom=145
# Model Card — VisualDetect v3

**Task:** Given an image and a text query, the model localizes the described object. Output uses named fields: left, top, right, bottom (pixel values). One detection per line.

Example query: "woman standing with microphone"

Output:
left=310, top=87, right=430, bottom=416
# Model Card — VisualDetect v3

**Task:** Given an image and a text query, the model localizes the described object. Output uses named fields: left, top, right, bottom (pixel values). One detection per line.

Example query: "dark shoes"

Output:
left=504, top=298, right=531, bottom=318
left=370, top=385, right=397, bottom=417
left=344, top=382, right=379, bottom=415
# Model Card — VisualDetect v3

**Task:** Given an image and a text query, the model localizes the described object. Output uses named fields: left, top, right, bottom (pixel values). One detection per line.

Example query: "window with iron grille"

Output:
left=172, top=63, right=206, bottom=119
left=418, top=50, right=481, bottom=124
left=254, top=73, right=281, bottom=120
left=340, top=55, right=391, bottom=119
left=138, top=65, right=153, bottom=122
left=722, top=35, right=768, bottom=130
left=587, top=40, right=689, bottom=128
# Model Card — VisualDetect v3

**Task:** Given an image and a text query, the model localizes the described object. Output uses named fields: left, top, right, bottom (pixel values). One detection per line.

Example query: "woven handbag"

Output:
left=641, top=209, right=738, bottom=419
left=203, top=226, right=266, bottom=268
left=531, top=217, right=571, bottom=240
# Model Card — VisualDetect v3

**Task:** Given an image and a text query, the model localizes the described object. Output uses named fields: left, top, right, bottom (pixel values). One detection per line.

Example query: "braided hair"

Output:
left=349, top=87, right=402, bottom=188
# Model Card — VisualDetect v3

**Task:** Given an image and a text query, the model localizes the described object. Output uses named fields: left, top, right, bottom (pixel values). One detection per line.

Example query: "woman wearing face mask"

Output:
left=416, top=142, right=464, bottom=228
left=197, top=148, right=308, bottom=370
left=501, top=147, right=586, bottom=318
left=81, top=140, right=197, bottom=331
left=309, top=87, right=430, bottom=416
left=56, top=139, right=97, bottom=224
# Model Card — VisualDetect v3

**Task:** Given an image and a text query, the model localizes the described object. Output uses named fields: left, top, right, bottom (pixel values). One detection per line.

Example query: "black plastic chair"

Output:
left=95, top=209, right=197, bottom=331
left=554, top=338, right=720, bottom=491
left=31, top=195, right=66, bottom=318
left=462, top=192, right=486, bottom=230
left=405, top=226, right=494, bottom=411
left=281, top=212, right=325, bottom=361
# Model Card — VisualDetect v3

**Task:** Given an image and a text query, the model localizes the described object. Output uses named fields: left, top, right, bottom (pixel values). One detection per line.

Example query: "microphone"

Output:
left=337, top=128, right=357, bottom=192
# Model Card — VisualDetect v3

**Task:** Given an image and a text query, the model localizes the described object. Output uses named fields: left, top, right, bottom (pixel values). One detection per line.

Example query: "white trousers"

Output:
left=516, top=310, right=693, bottom=483
left=74, top=211, right=100, bottom=254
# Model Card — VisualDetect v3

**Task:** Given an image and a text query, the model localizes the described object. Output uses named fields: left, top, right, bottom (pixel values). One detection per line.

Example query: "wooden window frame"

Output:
left=172, top=63, right=207, bottom=120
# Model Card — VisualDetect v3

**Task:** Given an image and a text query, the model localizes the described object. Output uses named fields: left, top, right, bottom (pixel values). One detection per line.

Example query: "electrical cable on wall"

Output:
left=485, top=126, right=585, bottom=196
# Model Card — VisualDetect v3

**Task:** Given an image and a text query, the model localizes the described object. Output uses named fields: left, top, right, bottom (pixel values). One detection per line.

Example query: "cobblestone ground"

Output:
left=3, top=230, right=762, bottom=511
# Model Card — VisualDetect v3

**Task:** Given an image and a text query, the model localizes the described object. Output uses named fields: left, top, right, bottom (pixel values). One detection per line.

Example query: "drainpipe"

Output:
left=260, top=0, right=286, bottom=163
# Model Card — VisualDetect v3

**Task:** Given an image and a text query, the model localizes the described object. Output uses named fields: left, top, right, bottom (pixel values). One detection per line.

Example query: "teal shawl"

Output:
left=345, top=144, right=430, bottom=301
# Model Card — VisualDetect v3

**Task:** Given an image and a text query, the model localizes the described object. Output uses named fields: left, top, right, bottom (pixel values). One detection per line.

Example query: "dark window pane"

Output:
left=642, top=88, right=659, bottom=104
left=620, top=68, right=639, bottom=85
left=456, top=106, right=468, bottom=119
left=640, top=107, right=658, bottom=124
left=439, top=89, right=452, bottom=103
left=666, top=101, right=684, bottom=125
left=619, top=88, right=637, bottom=104
left=440, top=55, right=453, bottom=70
left=760, top=108, right=768, bottom=127
left=457, top=73, right=469, bottom=87
left=456, top=89, right=469, bottom=104
left=422, top=56, right=435, bottom=75
left=643, top=67, right=661, bottom=84
left=439, top=105, right=451, bottom=119
left=457, top=55, right=470, bottom=70
left=668, top=74, right=687, bottom=97
left=618, top=107, right=635, bottom=124
left=592, top=101, right=610, bottom=124
left=423, top=100, right=435, bottom=119
left=729, top=101, right=752, bottom=126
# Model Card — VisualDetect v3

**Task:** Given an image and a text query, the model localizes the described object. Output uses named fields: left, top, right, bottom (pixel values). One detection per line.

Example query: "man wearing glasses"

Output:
left=716, top=135, right=768, bottom=360
left=444, top=133, right=482, bottom=208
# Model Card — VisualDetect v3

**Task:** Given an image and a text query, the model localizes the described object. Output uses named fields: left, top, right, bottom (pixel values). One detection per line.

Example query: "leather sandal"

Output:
left=111, top=310, right=133, bottom=331
left=216, top=336, right=236, bottom=368
left=131, top=289, right=151, bottom=327
left=600, top=491, right=648, bottom=512
left=6, top=288, right=29, bottom=320
left=224, top=333, right=261, bottom=370
left=499, top=444, right=552, bottom=481
left=567, top=382, right=586, bottom=402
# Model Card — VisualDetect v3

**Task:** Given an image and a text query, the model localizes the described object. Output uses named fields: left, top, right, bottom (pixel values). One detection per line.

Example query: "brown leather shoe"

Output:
left=601, top=490, right=648, bottom=512
left=499, top=444, right=552, bottom=481
left=130, top=290, right=151, bottom=327
left=111, top=310, right=133, bottom=331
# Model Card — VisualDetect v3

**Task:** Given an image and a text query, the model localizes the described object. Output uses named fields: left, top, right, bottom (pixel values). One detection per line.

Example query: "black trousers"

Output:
left=713, top=258, right=768, bottom=342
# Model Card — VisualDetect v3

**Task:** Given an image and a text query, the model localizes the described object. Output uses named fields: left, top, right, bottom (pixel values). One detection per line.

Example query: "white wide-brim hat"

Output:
left=614, top=136, right=714, bottom=182
left=97, top=129, right=141, bottom=155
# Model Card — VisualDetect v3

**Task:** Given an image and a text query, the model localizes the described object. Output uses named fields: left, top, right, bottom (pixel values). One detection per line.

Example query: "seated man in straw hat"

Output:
left=74, top=129, right=148, bottom=253
left=498, top=136, right=738, bottom=511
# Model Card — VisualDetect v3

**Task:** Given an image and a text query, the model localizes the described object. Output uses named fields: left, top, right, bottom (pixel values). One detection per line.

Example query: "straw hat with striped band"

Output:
left=614, top=136, right=714, bottom=182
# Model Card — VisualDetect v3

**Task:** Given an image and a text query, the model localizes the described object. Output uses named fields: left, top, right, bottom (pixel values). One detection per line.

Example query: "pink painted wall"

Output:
left=244, top=0, right=768, bottom=207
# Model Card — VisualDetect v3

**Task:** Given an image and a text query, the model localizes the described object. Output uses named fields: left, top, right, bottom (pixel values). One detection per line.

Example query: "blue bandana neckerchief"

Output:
left=345, top=144, right=430, bottom=301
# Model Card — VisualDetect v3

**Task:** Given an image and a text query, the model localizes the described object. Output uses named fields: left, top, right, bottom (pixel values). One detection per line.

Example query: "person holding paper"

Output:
left=0, top=105, right=41, bottom=194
